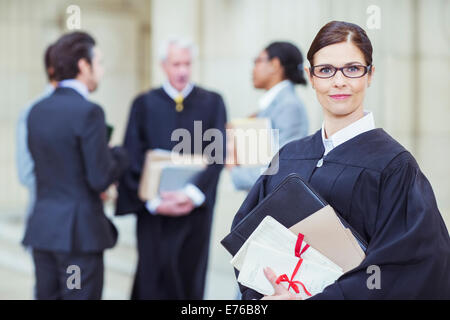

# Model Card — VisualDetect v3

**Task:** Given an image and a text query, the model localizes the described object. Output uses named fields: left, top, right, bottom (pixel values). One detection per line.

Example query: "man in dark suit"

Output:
left=22, top=32, right=128, bottom=300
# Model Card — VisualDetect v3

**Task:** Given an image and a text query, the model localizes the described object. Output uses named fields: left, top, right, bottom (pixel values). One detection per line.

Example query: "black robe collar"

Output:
left=156, top=85, right=198, bottom=104
left=281, top=128, right=407, bottom=172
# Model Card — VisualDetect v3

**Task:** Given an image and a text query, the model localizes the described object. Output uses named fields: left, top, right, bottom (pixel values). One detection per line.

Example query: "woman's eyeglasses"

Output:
left=253, top=57, right=270, bottom=65
left=310, top=64, right=372, bottom=78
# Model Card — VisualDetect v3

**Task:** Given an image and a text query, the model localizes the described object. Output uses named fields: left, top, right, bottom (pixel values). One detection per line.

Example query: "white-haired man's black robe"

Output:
left=116, top=86, right=227, bottom=299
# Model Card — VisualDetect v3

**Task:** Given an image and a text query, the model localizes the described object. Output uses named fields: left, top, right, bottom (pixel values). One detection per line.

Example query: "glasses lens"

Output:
left=254, top=57, right=269, bottom=65
left=313, top=65, right=336, bottom=78
left=343, top=65, right=367, bottom=78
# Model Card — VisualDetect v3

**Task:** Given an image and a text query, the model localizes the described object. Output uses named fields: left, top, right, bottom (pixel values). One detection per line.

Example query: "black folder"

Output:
left=221, top=173, right=367, bottom=257
left=106, top=124, right=114, bottom=143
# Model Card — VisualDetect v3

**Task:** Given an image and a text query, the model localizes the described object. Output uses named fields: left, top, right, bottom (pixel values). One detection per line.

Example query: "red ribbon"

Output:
left=295, top=233, right=310, bottom=258
left=275, top=233, right=312, bottom=296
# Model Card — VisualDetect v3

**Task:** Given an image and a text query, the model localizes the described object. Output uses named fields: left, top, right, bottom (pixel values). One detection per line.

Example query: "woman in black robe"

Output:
left=232, top=21, right=450, bottom=300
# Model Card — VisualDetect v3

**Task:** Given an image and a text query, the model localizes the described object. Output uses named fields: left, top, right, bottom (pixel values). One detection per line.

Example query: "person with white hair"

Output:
left=116, top=37, right=227, bottom=299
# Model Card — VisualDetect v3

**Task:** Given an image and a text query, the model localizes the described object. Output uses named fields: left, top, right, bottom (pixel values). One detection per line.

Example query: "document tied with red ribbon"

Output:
left=236, top=216, right=344, bottom=299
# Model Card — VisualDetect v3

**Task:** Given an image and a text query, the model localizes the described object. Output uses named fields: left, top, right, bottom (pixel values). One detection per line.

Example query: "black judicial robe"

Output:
left=116, top=86, right=227, bottom=299
left=232, top=128, right=450, bottom=300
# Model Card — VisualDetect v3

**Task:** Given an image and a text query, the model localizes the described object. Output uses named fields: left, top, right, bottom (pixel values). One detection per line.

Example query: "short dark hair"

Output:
left=44, top=43, right=55, bottom=81
left=265, top=41, right=307, bottom=86
left=307, top=21, right=373, bottom=68
left=51, top=31, right=96, bottom=81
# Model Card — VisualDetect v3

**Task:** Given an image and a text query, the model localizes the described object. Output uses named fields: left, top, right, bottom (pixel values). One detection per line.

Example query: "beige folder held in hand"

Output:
left=289, top=205, right=366, bottom=273
left=227, top=117, right=274, bottom=166
left=138, top=149, right=206, bottom=201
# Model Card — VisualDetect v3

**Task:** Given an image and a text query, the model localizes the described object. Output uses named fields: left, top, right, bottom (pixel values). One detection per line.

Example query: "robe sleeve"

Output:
left=229, top=147, right=289, bottom=300
left=189, top=94, right=227, bottom=204
left=311, top=152, right=450, bottom=299
left=115, top=96, right=147, bottom=215
left=231, top=173, right=269, bottom=300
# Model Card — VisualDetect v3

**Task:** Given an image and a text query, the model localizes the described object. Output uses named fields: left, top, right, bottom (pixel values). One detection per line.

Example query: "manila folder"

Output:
left=289, top=205, right=365, bottom=273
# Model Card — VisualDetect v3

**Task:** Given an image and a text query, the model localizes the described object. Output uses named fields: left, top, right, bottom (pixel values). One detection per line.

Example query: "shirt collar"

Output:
left=44, top=83, right=56, bottom=96
left=58, top=79, right=89, bottom=99
left=321, top=111, right=375, bottom=156
left=258, top=80, right=291, bottom=111
left=162, top=81, right=194, bottom=100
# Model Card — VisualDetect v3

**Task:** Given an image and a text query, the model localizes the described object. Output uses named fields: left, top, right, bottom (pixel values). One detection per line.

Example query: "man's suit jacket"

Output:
left=22, top=87, right=128, bottom=253
left=230, top=82, right=309, bottom=190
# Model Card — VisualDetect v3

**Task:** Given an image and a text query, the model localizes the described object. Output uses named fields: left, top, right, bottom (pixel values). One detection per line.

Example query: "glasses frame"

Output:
left=310, top=64, right=372, bottom=79
left=253, top=57, right=271, bottom=65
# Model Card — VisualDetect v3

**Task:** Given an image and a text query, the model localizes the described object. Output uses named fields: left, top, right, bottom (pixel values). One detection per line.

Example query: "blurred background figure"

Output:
left=15, top=42, right=58, bottom=300
left=116, top=38, right=227, bottom=299
left=227, top=41, right=309, bottom=191
left=22, top=31, right=128, bottom=299
left=2, top=0, right=449, bottom=300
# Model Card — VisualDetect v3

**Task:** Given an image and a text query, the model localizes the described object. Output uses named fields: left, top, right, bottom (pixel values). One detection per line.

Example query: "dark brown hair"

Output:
left=44, top=43, right=55, bottom=81
left=307, top=21, right=373, bottom=67
left=51, top=31, right=96, bottom=81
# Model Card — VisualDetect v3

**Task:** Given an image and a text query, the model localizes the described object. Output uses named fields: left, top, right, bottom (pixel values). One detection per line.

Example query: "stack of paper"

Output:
left=235, top=216, right=344, bottom=299
left=138, top=149, right=207, bottom=201
left=227, top=118, right=276, bottom=166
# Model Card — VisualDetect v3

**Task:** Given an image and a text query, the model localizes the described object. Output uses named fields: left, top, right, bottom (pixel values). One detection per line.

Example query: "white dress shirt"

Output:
left=59, top=79, right=89, bottom=99
left=145, top=81, right=205, bottom=214
left=258, top=80, right=291, bottom=111
left=162, top=80, right=194, bottom=100
left=318, top=111, right=375, bottom=167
